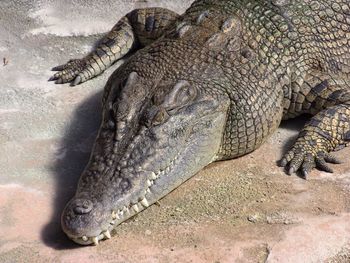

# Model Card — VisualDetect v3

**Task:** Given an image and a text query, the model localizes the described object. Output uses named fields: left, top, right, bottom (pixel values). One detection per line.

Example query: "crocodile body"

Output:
left=50, top=0, right=350, bottom=245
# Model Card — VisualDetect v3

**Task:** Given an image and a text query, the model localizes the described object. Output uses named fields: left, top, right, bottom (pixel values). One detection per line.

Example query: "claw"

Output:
left=324, top=154, right=342, bottom=164
left=288, top=167, right=295, bottom=175
left=52, top=64, right=66, bottom=71
left=48, top=76, right=58, bottom=81
left=72, top=75, right=82, bottom=86
left=289, top=156, right=303, bottom=175
left=50, top=58, right=89, bottom=85
left=279, top=158, right=288, bottom=167
left=301, top=169, right=308, bottom=179
left=315, top=158, right=334, bottom=173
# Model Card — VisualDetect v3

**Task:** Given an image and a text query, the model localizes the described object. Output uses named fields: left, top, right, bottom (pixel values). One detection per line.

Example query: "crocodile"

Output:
left=50, top=0, right=350, bottom=245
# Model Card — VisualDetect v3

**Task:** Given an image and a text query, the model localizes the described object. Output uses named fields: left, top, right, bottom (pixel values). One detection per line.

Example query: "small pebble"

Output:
left=247, top=214, right=259, bottom=223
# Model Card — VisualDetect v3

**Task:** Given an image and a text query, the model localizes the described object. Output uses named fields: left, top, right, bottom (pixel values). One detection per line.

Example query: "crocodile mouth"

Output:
left=65, top=153, right=180, bottom=245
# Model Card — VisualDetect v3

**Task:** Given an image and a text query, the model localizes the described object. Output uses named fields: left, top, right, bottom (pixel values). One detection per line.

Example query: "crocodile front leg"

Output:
left=280, top=87, right=350, bottom=177
left=49, top=8, right=179, bottom=85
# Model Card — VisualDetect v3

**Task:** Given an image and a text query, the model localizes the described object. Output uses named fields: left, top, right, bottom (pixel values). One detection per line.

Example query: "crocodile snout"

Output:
left=61, top=197, right=105, bottom=239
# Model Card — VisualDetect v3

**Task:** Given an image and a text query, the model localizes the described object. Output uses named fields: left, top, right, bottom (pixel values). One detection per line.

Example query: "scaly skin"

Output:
left=50, top=0, right=350, bottom=245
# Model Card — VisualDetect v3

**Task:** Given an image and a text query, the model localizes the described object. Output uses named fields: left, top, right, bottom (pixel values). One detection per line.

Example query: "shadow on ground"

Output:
left=41, top=90, right=103, bottom=249
left=277, top=115, right=309, bottom=177
left=279, top=115, right=308, bottom=151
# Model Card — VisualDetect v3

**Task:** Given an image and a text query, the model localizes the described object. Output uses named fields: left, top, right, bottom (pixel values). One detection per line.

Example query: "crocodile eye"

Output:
left=152, top=108, right=170, bottom=126
left=163, top=80, right=197, bottom=112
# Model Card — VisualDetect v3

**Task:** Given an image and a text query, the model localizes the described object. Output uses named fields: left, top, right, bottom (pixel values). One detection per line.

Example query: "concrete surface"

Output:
left=0, top=0, right=349, bottom=262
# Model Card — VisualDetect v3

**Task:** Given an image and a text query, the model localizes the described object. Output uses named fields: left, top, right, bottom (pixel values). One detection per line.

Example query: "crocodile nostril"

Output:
left=72, top=199, right=93, bottom=215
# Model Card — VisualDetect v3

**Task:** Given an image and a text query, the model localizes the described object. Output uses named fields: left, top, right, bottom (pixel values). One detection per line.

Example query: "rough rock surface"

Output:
left=0, top=0, right=349, bottom=262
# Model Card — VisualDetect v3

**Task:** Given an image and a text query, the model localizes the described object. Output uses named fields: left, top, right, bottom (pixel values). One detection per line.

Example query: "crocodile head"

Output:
left=61, top=71, right=230, bottom=245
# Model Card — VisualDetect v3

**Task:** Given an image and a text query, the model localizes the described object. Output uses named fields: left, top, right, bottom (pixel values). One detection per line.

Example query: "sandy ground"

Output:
left=0, top=0, right=349, bottom=262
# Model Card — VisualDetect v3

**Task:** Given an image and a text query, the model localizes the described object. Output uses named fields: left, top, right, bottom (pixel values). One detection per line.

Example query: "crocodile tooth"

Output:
left=146, top=188, right=151, bottom=194
left=132, top=204, right=139, bottom=212
left=82, top=236, right=88, bottom=241
left=92, top=237, right=99, bottom=246
left=147, top=180, right=152, bottom=187
left=122, top=206, right=130, bottom=215
left=110, top=221, right=115, bottom=225
left=150, top=172, right=157, bottom=180
left=140, top=198, right=149, bottom=207
left=112, top=211, right=117, bottom=219
left=104, top=230, right=111, bottom=239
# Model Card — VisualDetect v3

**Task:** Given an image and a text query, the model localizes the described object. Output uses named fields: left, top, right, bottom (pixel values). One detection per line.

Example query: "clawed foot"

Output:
left=49, top=59, right=88, bottom=86
left=279, top=139, right=342, bottom=178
